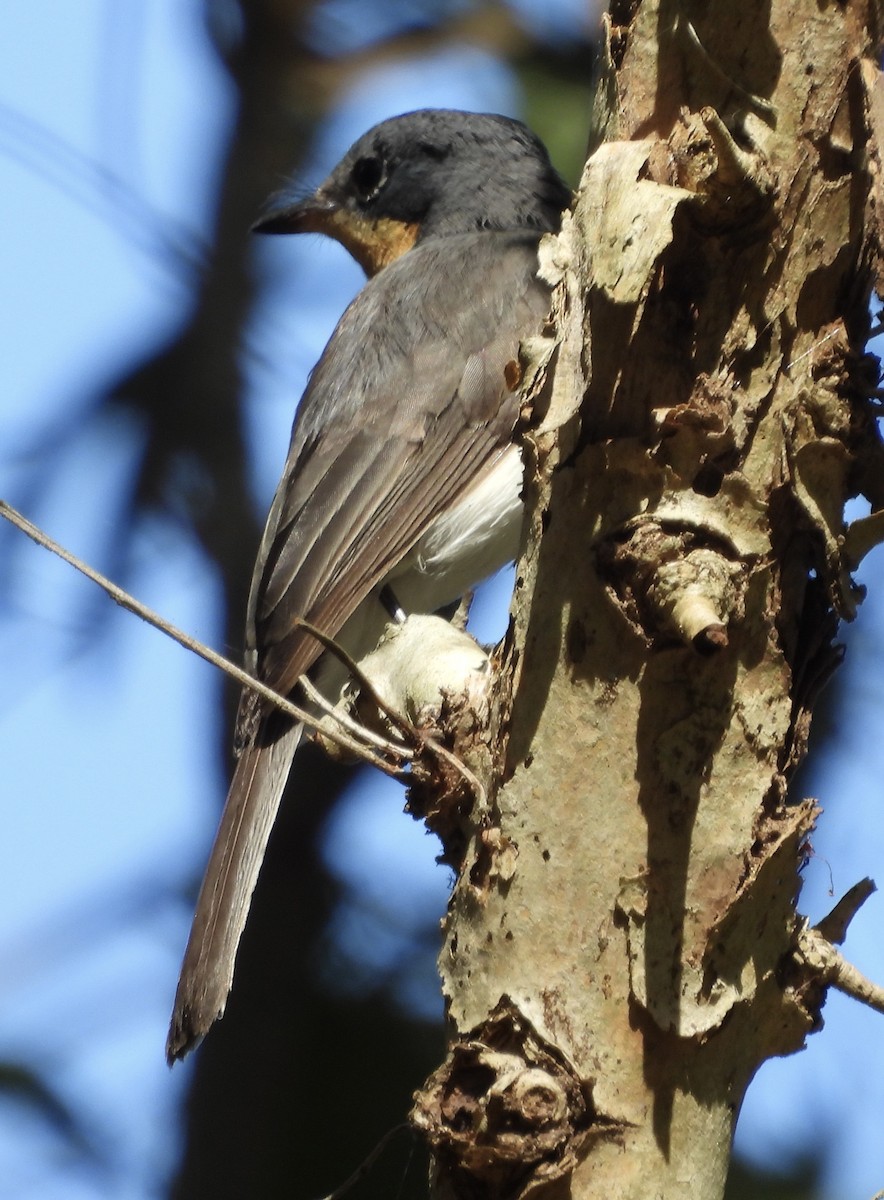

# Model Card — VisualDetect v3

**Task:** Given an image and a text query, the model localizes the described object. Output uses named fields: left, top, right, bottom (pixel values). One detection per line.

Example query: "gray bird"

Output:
left=167, top=109, right=569, bottom=1062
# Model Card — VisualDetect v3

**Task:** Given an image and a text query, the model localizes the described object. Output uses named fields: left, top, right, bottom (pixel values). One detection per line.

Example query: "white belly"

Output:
left=387, top=445, right=524, bottom=612
left=315, top=446, right=524, bottom=701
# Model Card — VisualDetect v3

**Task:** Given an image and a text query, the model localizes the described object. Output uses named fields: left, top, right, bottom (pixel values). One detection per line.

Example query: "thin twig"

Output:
left=796, top=926, right=884, bottom=1016
left=784, top=326, right=841, bottom=371
left=296, top=617, right=417, bottom=743
left=298, top=672, right=410, bottom=759
left=420, top=733, right=487, bottom=807
left=815, top=878, right=877, bottom=945
left=2, top=498, right=488, bottom=799
left=679, top=17, right=776, bottom=119
left=315, top=1123, right=412, bottom=1200
left=0, top=499, right=407, bottom=775
left=295, top=617, right=490, bottom=802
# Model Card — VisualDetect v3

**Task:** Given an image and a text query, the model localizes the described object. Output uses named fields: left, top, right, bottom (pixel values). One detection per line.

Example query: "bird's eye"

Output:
left=351, top=154, right=386, bottom=202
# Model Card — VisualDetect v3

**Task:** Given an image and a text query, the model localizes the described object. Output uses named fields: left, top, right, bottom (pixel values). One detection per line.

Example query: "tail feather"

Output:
left=166, top=719, right=303, bottom=1062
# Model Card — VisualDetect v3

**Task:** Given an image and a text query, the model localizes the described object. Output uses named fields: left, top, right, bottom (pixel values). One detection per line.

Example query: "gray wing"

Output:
left=168, top=229, right=550, bottom=1060
left=247, top=229, right=550, bottom=704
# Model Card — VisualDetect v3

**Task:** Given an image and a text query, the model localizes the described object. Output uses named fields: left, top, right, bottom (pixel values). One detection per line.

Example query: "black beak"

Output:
left=251, top=190, right=338, bottom=236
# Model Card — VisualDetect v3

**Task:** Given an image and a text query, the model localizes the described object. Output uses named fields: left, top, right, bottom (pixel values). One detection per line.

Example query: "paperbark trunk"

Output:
left=413, top=3, right=884, bottom=1197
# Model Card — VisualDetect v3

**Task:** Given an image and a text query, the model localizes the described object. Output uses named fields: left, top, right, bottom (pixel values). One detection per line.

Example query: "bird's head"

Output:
left=253, top=109, right=570, bottom=276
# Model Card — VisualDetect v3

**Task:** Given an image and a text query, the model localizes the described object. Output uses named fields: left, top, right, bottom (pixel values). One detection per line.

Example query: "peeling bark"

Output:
left=412, top=3, right=884, bottom=1197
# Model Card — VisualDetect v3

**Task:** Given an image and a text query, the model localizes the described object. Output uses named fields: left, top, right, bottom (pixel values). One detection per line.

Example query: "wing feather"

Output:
left=248, top=229, right=549, bottom=703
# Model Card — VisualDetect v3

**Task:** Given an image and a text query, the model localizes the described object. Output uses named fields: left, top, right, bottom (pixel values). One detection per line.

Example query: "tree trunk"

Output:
left=412, top=2, right=884, bottom=1196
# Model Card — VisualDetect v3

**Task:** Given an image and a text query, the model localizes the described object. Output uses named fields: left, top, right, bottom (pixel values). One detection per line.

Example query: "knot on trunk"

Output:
left=411, top=999, right=595, bottom=1197
left=597, top=520, right=746, bottom=652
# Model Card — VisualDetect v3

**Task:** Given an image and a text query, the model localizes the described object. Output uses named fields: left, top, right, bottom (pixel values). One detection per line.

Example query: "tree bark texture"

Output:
left=412, top=3, right=884, bottom=1197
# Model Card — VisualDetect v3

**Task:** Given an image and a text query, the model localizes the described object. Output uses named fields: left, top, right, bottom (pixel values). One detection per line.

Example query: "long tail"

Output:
left=166, top=719, right=303, bottom=1062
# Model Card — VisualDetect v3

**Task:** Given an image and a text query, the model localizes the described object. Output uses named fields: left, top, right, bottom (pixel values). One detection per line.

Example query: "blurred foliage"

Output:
left=726, top=1155, right=821, bottom=1200
left=0, top=1063, right=99, bottom=1166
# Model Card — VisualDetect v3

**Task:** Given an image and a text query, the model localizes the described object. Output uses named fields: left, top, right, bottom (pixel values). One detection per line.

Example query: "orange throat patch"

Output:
left=325, top=210, right=420, bottom=276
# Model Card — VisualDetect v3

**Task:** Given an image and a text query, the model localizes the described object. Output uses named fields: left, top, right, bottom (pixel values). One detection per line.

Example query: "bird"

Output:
left=166, top=108, right=570, bottom=1062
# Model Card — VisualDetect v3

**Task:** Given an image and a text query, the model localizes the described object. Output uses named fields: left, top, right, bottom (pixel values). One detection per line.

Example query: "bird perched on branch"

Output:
left=167, top=109, right=569, bottom=1062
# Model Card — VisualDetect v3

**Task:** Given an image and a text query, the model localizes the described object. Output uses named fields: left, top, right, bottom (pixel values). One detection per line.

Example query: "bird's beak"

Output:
left=252, top=187, right=420, bottom=277
left=251, top=189, right=338, bottom=236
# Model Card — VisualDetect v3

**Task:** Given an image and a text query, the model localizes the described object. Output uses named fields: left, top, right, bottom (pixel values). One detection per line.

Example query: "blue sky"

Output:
left=0, top=3, right=882, bottom=1198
